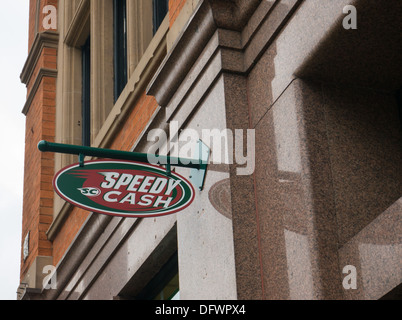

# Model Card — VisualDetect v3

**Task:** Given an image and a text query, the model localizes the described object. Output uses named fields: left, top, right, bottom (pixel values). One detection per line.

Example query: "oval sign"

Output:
left=53, top=160, right=195, bottom=218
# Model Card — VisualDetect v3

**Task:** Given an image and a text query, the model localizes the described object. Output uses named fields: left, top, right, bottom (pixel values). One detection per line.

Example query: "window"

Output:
left=153, top=0, right=168, bottom=35
left=82, top=37, right=91, bottom=147
left=113, top=0, right=128, bottom=102
left=154, top=274, right=180, bottom=300
left=136, top=252, right=179, bottom=300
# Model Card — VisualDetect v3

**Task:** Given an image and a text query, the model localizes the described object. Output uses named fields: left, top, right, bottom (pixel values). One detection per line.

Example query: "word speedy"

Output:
left=100, top=172, right=181, bottom=194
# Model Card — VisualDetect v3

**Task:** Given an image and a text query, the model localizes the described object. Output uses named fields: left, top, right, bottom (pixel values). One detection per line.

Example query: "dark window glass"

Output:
left=136, top=251, right=179, bottom=300
left=82, top=37, right=91, bottom=147
left=397, top=88, right=402, bottom=129
left=114, top=0, right=128, bottom=102
left=153, top=0, right=168, bottom=34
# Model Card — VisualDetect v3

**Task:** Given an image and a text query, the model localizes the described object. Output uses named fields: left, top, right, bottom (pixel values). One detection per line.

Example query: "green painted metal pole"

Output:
left=37, top=140, right=205, bottom=170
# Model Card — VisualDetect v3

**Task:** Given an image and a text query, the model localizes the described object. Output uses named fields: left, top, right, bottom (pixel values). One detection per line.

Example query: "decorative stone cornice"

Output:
left=20, top=31, right=59, bottom=86
left=20, top=30, right=59, bottom=115
left=147, top=1, right=217, bottom=108
left=208, top=0, right=261, bottom=31
left=146, top=0, right=261, bottom=108
left=64, top=0, right=90, bottom=47
left=147, top=0, right=302, bottom=109
left=21, top=68, right=58, bottom=115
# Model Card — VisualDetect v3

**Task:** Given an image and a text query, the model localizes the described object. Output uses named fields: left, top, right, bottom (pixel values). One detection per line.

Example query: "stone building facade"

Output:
left=18, top=0, right=401, bottom=300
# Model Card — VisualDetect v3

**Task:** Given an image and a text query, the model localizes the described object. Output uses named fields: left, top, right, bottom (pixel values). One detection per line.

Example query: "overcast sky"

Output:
left=0, top=2, right=29, bottom=300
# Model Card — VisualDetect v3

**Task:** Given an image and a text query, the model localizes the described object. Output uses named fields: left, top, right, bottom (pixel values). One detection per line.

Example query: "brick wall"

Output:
left=110, top=93, right=159, bottom=151
left=28, top=0, right=36, bottom=50
left=21, top=75, right=56, bottom=279
left=27, top=47, right=57, bottom=95
left=20, top=0, right=57, bottom=281
left=52, top=208, right=89, bottom=266
left=52, top=92, right=159, bottom=266
left=28, top=0, right=58, bottom=50
left=169, top=0, right=188, bottom=27
left=22, top=0, right=181, bottom=277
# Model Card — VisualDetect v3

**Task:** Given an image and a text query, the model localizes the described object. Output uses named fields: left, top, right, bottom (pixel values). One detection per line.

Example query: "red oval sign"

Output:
left=53, top=160, right=196, bottom=218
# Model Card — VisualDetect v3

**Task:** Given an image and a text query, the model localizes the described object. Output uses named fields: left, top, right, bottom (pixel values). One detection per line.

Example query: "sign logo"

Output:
left=53, top=160, right=195, bottom=218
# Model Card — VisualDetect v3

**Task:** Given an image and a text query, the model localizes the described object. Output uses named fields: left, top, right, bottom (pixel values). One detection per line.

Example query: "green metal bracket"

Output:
left=190, top=140, right=210, bottom=191
left=38, top=140, right=210, bottom=191
left=79, top=153, right=85, bottom=168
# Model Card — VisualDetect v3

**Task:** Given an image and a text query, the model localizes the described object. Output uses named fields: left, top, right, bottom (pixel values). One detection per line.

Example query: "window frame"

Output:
left=113, top=0, right=128, bottom=102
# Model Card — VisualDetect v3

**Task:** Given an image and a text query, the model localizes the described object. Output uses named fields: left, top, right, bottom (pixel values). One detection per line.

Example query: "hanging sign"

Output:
left=53, top=160, right=195, bottom=218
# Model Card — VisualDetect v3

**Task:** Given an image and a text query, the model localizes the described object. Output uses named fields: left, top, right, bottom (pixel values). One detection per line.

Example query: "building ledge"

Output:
left=20, top=31, right=59, bottom=86
left=21, top=68, right=57, bottom=115
left=19, top=288, right=43, bottom=301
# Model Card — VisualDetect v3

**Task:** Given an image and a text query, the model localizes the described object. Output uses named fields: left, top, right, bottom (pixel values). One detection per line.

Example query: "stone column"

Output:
left=148, top=0, right=264, bottom=300
left=90, top=0, right=114, bottom=143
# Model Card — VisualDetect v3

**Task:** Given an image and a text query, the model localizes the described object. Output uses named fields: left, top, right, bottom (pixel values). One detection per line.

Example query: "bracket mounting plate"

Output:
left=189, top=140, right=210, bottom=191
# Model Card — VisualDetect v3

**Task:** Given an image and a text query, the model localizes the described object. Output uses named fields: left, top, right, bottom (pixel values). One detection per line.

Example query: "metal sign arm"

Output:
left=38, top=140, right=210, bottom=190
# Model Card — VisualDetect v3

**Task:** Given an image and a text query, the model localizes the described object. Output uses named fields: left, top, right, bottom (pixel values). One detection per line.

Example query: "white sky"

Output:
left=0, top=2, right=29, bottom=300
